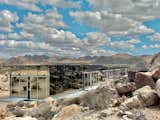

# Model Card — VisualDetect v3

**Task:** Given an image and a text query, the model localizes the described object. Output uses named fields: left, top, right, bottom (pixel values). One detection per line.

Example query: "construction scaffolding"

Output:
left=9, top=65, right=128, bottom=99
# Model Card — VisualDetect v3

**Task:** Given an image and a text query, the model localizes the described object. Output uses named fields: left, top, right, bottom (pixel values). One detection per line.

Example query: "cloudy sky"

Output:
left=0, top=0, right=160, bottom=58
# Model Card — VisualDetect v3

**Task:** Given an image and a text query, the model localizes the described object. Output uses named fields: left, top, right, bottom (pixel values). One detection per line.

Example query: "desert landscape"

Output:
left=0, top=52, right=159, bottom=120
left=0, top=0, right=160, bottom=120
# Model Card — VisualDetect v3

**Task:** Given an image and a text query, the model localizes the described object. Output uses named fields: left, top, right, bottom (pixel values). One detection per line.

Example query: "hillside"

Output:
left=0, top=52, right=159, bottom=71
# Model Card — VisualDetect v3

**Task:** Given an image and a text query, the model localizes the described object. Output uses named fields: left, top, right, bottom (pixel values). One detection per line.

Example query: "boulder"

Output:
left=121, top=96, right=143, bottom=109
left=52, top=104, right=82, bottom=120
left=80, top=84, right=119, bottom=109
left=128, top=71, right=137, bottom=82
left=133, top=86, right=159, bottom=107
left=116, top=82, right=136, bottom=95
left=156, top=79, right=160, bottom=97
left=134, top=72, right=155, bottom=89
left=152, top=70, right=160, bottom=80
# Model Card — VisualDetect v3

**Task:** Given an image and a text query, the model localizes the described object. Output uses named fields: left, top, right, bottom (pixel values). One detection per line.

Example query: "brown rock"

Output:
left=52, top=104, right=82, bottom=120
left=134, top=72, right=155, bottom=89
left=152, top=70, right=160, bottom=80
left=116, top=82, right=136, bottom=95
left=0, top=109, right=6, bottom=120
left=128, top=71, right=137, bottom=81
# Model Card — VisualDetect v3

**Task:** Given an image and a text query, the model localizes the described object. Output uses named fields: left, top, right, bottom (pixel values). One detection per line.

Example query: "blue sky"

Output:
left=0, top=0, right=159, bottom=58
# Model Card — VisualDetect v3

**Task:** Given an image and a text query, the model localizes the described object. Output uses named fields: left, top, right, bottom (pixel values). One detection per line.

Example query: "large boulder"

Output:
left=134, top=72, right=155, bottom=89
left=121, top=86, right=159, bottom=109
left=52, top=104, right=82, bottom=120
left=80, top=84, right=119, bottom=109
left=116, top=82, right=136, bottom=95
left=133, top=86, right=159, bottom=107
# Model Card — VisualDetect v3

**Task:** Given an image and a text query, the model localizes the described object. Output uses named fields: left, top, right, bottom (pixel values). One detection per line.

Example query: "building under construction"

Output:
left=9, top=64, right=128, bottom=99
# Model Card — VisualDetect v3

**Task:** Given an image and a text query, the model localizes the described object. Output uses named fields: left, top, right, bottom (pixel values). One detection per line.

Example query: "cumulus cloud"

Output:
left=148, top=33, right=160, bottom=41
left=0, top=0, right=41, bottom=12
left=70, top=11, right=154, bottom=36
left=43, top=0, right=81, bottom=8
left=0, top=10, right=19, bottom=32
left=87, top=0, right=160, bottom=21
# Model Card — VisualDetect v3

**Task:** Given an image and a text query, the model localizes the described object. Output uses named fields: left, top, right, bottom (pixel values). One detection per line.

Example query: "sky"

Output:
left=0, top=0, right=160, bottom=58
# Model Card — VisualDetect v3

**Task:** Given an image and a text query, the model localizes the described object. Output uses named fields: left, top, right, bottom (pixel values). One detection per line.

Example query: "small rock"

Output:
left=52, top=104, right=82, bottom=120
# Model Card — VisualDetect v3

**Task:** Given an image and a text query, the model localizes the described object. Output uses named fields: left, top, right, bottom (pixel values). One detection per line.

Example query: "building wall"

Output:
left=10, top=66, right=50, bottom=99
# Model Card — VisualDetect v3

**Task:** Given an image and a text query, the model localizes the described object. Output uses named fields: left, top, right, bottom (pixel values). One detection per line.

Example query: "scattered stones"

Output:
left=134, top=72, right=156, bottom=89
left=121, top=109, right=146, bottom=120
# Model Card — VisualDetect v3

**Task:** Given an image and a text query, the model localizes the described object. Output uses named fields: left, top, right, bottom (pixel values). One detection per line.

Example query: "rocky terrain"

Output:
left=0, top=66, right=160, bottom=120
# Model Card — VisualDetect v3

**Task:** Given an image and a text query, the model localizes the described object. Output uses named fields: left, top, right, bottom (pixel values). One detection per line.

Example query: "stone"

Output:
left=156, top=79, right=160, bottom=97
left=121, top=109, right=146, bottom=120
left=133, top=86, right=159, bottom=107
left=52, top=104, right=82, bottom=120
left=80, top=84, right=119, bottom=110
left=121, top=96, right=143, bottom=109
left=128, top=71, right=137, bottom=82
left=152, top=70, right=160, bottom=80
left=38, top=102, right=51, bottom=115
left=31, top=102, right=51, bottom=119
left=11, top=108, right=26, bottom=117
left=116, top=82, right=136, bottom=95
left=99, top=107, right=119, bottom=118
left=44, top=97, right=55, bottom=106
left=0, top=109, right=6, bottom=120
left=134, top=72, right=155, bottom=89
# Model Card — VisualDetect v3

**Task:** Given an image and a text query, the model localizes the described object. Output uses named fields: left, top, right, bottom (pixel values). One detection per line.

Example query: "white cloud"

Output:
left=70, top=11, right=154, bottom=36
left=87, top=0, right=160, bottom=21
left=43, top=0, right=81, bottom=8
left=0, top=0, right=41, bottom=12
left=83, top=32, right=110, bottom=46
left=148, top=33, right=160, bottom=41
left=0, top=10, right=18, bottom=32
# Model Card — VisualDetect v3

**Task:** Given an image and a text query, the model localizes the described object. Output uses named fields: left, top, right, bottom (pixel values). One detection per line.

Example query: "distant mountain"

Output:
left=0, top=52, right=159, bottom=71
